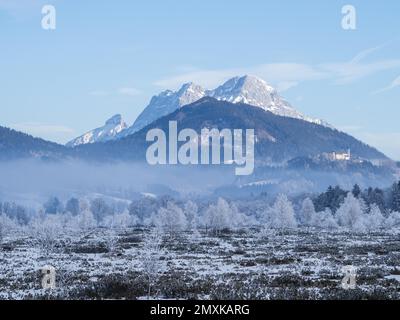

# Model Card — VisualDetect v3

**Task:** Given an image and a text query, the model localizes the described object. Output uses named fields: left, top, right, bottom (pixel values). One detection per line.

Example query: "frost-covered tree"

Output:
left=184, top=200, right=198, bottom=231
left=77, top=209, right=97, bottom=232
left=141, top=229, right=163, bottom=299
left=44, top=197, right=64, bottom=215
left=31, top=213, right=63, bottom=258
left=90, top=198, right=112, bottom=223
left=59, top=211, right=74, bottom=230
left=0, top=216, right=3, bottom=243
left=0, top=202, right=30, bottom=225
left=155, top=202, right=187, bottom=236
left=311, top=208, right=338, bottom=229
left=385, top=211, right=400, bottom=229
left=300, top=198, right=316, bottom=226
left=129, top=197, right=160, bottom=224
left=105, top=210, right=138, bottom=229
left=203, top=198, right=232, bottom=234
left=0, top=214, right=16, bottom=243
left=336, top=193, right=366, bottom=232
left=79, top=198, right=90, bottom=212
left=266, top=194, right=297, bottom=229
left=363, top=204, right=385, bottom=231
left=229, top=202, right=248, bottom=229
left=65, top=197, right=80, bottom=216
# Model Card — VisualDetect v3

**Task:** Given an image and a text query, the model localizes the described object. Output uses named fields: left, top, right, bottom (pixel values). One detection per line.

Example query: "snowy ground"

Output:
left=1, top=228, right=400, bottom=300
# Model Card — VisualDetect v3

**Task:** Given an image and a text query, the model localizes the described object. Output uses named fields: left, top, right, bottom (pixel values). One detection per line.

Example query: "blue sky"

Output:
left=1, top=0, right=400, bottom=159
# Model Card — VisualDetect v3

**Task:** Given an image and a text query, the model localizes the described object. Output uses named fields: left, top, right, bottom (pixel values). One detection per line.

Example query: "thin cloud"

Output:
left=89, top=88, right=141, bottom=97
left=154, top=63, right=325, bottom=92
left=11, top=122, right=75, bottom=135
left=350, top=44, right=386, bottom=64
left=154, top=46, right=400, bottom=92
left=118, top=87, right=141, bottom=96
left=372, top=75, right=400, bottom=95
left=322, top=59, right=400, bottom=85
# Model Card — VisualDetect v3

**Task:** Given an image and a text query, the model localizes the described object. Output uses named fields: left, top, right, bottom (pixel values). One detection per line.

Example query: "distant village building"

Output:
left=323, top=149, right=351, bottom=161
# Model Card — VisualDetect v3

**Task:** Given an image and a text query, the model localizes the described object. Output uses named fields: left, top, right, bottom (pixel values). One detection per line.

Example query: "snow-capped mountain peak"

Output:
left=66, top=114, right=127, bottom=147
left=72, top=75, right=329, bottom=145
left=105, top=114, right=125, bottom=126
left=210, top=75, right=323, bottom=124
left=121, top=75, right=329, bottom=135
left=177, top=82, right=206, bottom=106
left=212, top=75, right=275, bottom=100
left=119, top=82, right=206, bottom=137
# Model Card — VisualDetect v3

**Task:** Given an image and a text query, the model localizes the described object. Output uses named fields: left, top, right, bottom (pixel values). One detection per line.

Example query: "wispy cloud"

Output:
left=118, top=87, right=141, bottom=96
left=322, top=59, right=400, bottom=85
left=11, top=122, right=75, bottom=135
left=349, top=44, right=386, bottom=64
left=89, top=87, right=141, bottom=97
left=154, top=45, right=400, bottom=92
left=372, top=75, right=400, bottom=94
left=154, top=63, right=324, bottom=92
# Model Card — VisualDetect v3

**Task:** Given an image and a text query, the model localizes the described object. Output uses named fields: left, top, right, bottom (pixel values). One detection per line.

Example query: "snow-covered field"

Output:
left=1, top=228, right=400, bottom=300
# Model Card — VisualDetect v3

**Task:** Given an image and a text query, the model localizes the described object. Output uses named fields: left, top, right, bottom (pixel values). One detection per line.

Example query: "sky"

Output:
left=1, top=0, right=400, bottom=159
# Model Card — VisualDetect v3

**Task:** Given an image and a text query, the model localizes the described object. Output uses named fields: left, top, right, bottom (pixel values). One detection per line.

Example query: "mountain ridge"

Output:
left=74, top=97, right=387, bottom=164
left=66, top=114, right=127, bottom=147
left=117, top=75, right=328, bottom=139
left=0, top=125, right=67, bottom=160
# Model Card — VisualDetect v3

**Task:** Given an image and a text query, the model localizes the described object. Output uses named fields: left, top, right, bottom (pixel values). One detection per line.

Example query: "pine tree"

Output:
left=352, top=184, right=361, bottom=198
left=390, top=181, right=400, bottom=212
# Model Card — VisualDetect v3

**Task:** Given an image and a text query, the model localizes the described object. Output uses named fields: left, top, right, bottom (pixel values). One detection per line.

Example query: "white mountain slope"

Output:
left=66, top=114, right=127, bottom=147
left=70, top=75, right=329, bottom=145
left=119, top=75, right=328, bottom=137
left=210, top=76, right=327, bottom=125
left=119, top=83, right=206, bottom=137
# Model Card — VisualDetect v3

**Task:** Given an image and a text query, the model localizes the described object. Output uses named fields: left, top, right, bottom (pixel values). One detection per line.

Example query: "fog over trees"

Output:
left=2, top=181, right=400, bottom=240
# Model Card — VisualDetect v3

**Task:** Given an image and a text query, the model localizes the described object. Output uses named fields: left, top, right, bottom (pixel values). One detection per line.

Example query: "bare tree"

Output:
left=30, top=213, right=63, bottom=261
left=155, top=202, right=187, bottom=238
left=141, top=229, right=164, bottom=299
left=0, top=215, right=4, bottom=244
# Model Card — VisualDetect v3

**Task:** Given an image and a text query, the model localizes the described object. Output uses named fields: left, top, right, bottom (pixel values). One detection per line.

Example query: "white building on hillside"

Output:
left=324, top=149, right=351, bottom=161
